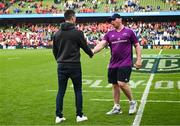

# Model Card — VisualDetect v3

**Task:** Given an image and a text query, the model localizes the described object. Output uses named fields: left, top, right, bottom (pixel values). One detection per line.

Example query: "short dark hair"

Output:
left=64, top=10, right=75, bottom=21
left=108, top=13, right=121, bottom=22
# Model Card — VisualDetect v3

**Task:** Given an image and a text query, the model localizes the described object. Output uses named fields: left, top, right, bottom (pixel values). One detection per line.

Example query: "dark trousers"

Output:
left=56, top=63, right=83, bottom=118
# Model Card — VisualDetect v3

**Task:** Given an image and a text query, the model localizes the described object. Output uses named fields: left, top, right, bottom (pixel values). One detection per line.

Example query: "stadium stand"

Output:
left=0, top=21, right=179, bottom=49
left=0, top=0, right=179, bottom=49
left=0, top=0, right=179, bottom=14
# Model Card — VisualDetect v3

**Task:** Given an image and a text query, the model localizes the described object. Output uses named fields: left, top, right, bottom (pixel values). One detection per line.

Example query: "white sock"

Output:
left=114, top=104, right=120, bottom=109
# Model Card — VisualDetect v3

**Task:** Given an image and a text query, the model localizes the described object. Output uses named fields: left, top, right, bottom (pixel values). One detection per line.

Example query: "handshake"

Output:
left=89, top=40, right=142, bottom=70
left=90, top=40, right=106, bottom=56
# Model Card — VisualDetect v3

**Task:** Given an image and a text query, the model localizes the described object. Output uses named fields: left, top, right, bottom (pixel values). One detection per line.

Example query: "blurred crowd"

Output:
left=0, top=21, right=179, bottom=49
left=0, top=1, right=179, bottom=49
left=0, top=24, right=58, bottom=49
left=0, top=0, right=179, bottom=14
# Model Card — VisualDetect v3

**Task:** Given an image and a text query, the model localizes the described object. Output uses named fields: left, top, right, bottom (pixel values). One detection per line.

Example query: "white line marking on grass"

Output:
left=148, top=77, right=180, bottom=79
left=47, top=90, right=179, bottom=94
left=158, top=49, right=163, bottom=57
left=47, top=89, right=59, bottom=92
left=132, top=49, right=163, bottom=126
left=7, top=57, right=20, bottom=60
left=47, top=90, right=112, bottom=92
left=83, top=75, right=104, bottom=78
left=84, top=75, right=150, bottom=78
left=147, top=100, right=180, bottom=103
left=90, top=99, right=180, bottom=103
left=159, top=72, right=180, bottom=75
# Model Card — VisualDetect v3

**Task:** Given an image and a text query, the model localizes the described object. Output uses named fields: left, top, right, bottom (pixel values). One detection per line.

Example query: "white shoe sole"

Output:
left=129, top=110, right=137, bottom=115
left=55, top=117, right=66, bottom=123
left=106, top=111, right=123, bottom=115
left=76, top=119, right=88, bottom=122
left=76, top=116, right=88, bottom=122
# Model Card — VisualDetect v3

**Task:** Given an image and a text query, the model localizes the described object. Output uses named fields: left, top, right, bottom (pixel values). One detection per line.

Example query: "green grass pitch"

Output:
left=0, top=49, right=180, bottom=125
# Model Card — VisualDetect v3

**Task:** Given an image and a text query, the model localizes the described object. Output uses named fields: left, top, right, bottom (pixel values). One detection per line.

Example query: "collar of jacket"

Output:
left=60, top=22, right=76, bottom=31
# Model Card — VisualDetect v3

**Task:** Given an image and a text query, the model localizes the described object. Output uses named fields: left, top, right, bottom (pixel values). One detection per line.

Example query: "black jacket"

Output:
left=53, top=22, right=93, bottom=63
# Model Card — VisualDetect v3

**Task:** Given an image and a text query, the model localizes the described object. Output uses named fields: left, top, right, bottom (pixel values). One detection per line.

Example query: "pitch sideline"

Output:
left=132, top=49, right=163, bottom=126
left=90, top=99, right=180, bottom=103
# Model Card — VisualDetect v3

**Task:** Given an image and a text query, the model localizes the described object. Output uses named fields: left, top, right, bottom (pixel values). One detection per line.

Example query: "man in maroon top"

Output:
left=92, top=13, right=142, bottom=115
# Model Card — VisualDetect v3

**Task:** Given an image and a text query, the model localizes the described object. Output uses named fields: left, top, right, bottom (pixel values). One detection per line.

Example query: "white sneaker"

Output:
left=76, top=115, right=88, bottom=122
left=129, top=100, right=137, bottom=115
left=106, top=106, right=123, bottom=115
left=55, top=116, right=66, bottom=123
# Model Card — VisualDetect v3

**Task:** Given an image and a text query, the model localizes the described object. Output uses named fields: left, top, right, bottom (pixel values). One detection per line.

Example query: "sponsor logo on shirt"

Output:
left=111, top=40, right=127, bottom=44
left=123, top=33, right=128, bottom=36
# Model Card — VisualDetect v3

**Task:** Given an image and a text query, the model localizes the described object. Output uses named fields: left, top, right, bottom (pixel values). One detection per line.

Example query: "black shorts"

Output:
left=108, top=66, right=132, bottom=84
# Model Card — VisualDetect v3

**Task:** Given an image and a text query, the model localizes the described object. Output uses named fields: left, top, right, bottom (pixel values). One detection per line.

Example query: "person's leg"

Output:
left=117, top=67, right=137, bottom=114
left=117, top=66, right=133, bottom=101
left=112, top=84, right=120, bottom=105
left=106, top=84, right=122, bottom=115
left=118, top=81, right=133, bottom=101
left=56, top=64, right=68, bottom=118
left=70, top=66, right=83, bottom=117
left=106, top=68, right=122, bottom=115
left=70, top=66, right=88, bottom=122
left=118, top=82, right=137, bottom=115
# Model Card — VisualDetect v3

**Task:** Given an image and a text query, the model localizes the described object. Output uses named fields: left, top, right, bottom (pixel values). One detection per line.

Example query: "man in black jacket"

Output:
left=53, top=9, right=93, bottom=123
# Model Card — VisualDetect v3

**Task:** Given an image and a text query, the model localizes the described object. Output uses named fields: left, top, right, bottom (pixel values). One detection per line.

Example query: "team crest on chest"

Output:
left=123, top=32, right=128, bottom=36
